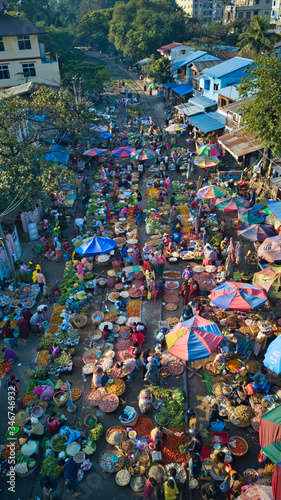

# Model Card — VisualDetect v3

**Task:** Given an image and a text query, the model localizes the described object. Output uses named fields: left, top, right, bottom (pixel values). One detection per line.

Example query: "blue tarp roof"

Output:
left=45, top=151, right=70, bottom=165
left=187, top=111, right=225, bottom=133
left=267, top=202, right=281, bottom=223
left=171, top=83, right=193, bottom=96
left=172, top=50, right=208, bottom=69
left=203, top=57, right=253, bottom=78
left=163, top=82, right=179, bottom=89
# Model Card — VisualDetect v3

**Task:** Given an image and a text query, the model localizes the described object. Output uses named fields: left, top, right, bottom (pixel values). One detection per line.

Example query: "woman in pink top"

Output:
left=157, top=251, right=166, bottom=277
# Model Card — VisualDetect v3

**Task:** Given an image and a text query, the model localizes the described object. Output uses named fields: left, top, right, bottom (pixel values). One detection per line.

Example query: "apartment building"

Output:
left=176, top=0, right=223, bottom=22
left=224, top=0, right=272, bottom=22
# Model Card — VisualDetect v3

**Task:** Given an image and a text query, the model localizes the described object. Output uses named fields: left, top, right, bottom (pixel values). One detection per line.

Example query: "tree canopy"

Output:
left=147, top=57, right=172, bottom=84
left=238, top=55, right=281, bottom=170
left=76, top=8, right=114, bottom=50
left=0, top=88, right=93, bottom=211
left=108, top=0, right=187, bottom=61
left=238, top=15, right=277, bottom=55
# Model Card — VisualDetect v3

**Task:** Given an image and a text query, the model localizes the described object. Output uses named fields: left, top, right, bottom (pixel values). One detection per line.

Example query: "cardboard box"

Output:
left=151, top=451, right=162, bottom=462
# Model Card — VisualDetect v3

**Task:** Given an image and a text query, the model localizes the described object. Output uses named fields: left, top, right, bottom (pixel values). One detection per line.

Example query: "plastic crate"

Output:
left=212, top=432, right=228, bottom=445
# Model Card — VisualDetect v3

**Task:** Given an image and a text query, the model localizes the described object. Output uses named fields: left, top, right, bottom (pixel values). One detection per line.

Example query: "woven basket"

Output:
left=73, top=315, right=87, bottom=328
left=53, top=391, right=69, bottom=407
left=84, top=414, right=98, bottom=429
left=80, top=303, right=89, bottom=312
left=88, top=330, right=102, bottom=342
left=92, top=311, right=104, bottom=325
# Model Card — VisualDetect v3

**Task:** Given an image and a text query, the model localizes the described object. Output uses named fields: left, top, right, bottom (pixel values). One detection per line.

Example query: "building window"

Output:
left=214, top=83, right=219, bottom=91
left=246, top=11, right=251, bottom=17
left=17, top=35, right=31, bottom=50
left=22, top=63, right=36, bottom=77
left=254, top=10, right=258, bottom=14
left=0, top=37, right=4, bottom=51
left=238, top=11, right=244, bottom=17
left=0, top=65, right=10, bottom=79
left=254, top=0, right=259, bottom=4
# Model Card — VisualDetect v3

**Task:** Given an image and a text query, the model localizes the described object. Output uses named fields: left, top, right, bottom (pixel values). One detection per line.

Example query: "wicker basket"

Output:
left=50, top=433, right=68, bottom=452
left=106, top=427, right=127, bottom=445
left=104, top=311, right=118, bottom=323
left=99, top=446, right=126, bottom=473
left=73, top=315, right=87, bottom=328
left=115, top=469, right=131, bottom=486
left=84, top=414, right=98, bottom=429
left=88, top=330, right=102, bottom=342
left=228, top=436, right=248, bottom=456
left=92, top=311, right=104, bottom=325
left=80, top=303, right=89, bottom=312
left=120, top=414, right=138, bottom=428
left=53, top=391, right=69, bottom=407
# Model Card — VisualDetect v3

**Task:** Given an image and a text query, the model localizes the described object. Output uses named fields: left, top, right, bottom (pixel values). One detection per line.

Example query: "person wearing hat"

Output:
left=5, top=373, right=20, bottom=399
left=187, top=409, right=200, bottom=433
left=182, top=265, right=194, bottom=281
left=144, top=356, right=160, bottom=386
left=30, top=310, right=44, bottom=335
left=150, top=425, right=175, bottom=451
left=23, top=417, right=44, bottom=440
left=138, top=388, right=153, bottom=414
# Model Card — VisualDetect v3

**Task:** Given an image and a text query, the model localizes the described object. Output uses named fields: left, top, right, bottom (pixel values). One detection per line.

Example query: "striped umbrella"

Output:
left=215, top=197, right=250, bottom=213
left=83, top=148, right=108, bottom=157
left=111, top=147, right=136, bottom=158
left=131, top=148, right=157, bottom=161
left=196, top=144, right=222, bottom=157
left=165, top=123, right=187, bottom=133
left=194, top=156, right=220, bottom=169
left=197, top=185, right=228, bottom=199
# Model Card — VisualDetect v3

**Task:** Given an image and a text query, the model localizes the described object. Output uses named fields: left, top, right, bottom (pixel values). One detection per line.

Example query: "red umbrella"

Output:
left=272, top=462, right=281, bottom=500
left=83, top=148, right=108, bottom=157
left=111, top=147, right=136, bottom=158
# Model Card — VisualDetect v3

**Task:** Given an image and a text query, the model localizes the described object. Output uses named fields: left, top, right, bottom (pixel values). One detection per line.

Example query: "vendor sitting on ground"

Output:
left=206, top=403, right=226, bottom=432
left=252, top=367, right=270, bottom=393
left=189, top=452, right=202, bottom=479
left=46, top=411, right=61, bottom=433
left=150, top=424, right=175, bottom=451
left=1, top=347, right=17, bottom=363
left=180, top=427, right=203, bottom=455
left=138, top=388, right=154, bottom=414
left=188, top=277, right=200, bottom=300
left=236, top=333, right=253, bottom=361
left=92, top=366, right=105, bottom=388
left=49, top=343, right=62, bottom=361
left=102, top=324, right=112, bottom=344
left=181, top=304, right=193, bottom=321
left=23, top=417, right=44, bottom=441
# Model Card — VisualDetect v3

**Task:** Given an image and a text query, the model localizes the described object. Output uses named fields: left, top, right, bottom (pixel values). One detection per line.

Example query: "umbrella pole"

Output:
left=186, top=362, right=203, bottom=379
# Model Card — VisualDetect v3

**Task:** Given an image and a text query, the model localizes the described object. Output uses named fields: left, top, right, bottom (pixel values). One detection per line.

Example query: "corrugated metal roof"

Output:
left=203, top=57, right=253, bottom=78
left=0, top=12, right=46, bottom=36
left=217, top=85, right=240, bottom=100
left=175, top=103, right=202, bottom=116
left=189, top=95, right=217, bottom=109
left=213, top=51, right=240, bottom=60
left=217, top=129, right=262, bottom=161
left=270, top=178, right=281, bottom=188
left=172, top=51, right=208, bottom=69
left=157, top=42, right=185, bottom=52
left=163, top=82, right=179, bottom=89
left=171, top=83, right=193, bottom=96
left=192, top=60, right=221, bottom=72
left=187, top=112, right=225, bottom=133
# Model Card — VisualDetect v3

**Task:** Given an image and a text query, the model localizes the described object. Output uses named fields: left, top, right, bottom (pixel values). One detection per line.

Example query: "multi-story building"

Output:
left=0, top=12, right=60, bottom=89
left=176, top=0, right=223, bottom=22
left=224, top=0, right=272, bottom=23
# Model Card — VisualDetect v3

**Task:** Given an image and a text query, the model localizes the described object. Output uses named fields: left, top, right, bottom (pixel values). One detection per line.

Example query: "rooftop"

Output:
left=173, top=51, right=214, bottom=69
left=0, top=12, right=46, bottom=36
left=192, top=60, right=221, bottom=73
left=218, top=128, right=262, bottom=161
left=221, top=96, right=255, bottom=113
left=217, top=85, right=240, bottom=101
left=213, top=51, right=240, bottom=60
left=203, top=57, right=253, bottom=78
left=171, top=83, right=193, bottom=96
left=157, top=42, right=193, bottom=53
left=189, top=95, right=217, bottom=109
left=188, top=111, right=226, bottom=134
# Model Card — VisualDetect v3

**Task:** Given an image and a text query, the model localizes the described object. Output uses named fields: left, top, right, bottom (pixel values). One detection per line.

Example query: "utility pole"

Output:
left=0, top=220, right=16, bottom=276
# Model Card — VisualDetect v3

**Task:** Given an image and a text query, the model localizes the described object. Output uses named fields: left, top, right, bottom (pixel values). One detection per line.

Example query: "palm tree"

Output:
left=237, top=15, right=276, bottom=56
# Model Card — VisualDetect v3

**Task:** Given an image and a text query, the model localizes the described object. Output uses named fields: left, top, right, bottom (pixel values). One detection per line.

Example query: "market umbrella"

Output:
left=165, top=124, right=187, bottom=133
left=215, top=197, right=250, bottom=213
left=272, top=462, right=281, bottom=500
left=259, top=405, right=281, bottom=463
left=131, top=148, right=157, bottom=161
left=237, top=223, right=277, bottom=242
left=263, top=336, right=281, bottom=374
left=237, top=485, right=273, bottom=500
left=257, top=235, right=281, bottom=263
left=210, top=281, right=268, bottom=311
left=111, top=147, right=136, bottom=158
left=99, top=132, right=112, bottom=139
left=75, top=236, right=116, bottom=256
left=197, top=185, right=228, bottom=199
left=83, top=148, right=108, bottom=157
left=193, top=156, right=220, bottom=169
left=90, top=124, right=108, bottom=132
left=238, top=208, right=266, bottom=225
left=196, top=144, right=222, bottom=157
left=165, top=315, right=223, bottom=362
left=253, top=266, right=281, bottom=302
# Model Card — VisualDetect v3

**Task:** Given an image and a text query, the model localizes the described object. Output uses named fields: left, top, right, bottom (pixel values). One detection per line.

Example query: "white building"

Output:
left=176, top=0, right=223, bottom=22
left=0, top=12, right=60, bottom=89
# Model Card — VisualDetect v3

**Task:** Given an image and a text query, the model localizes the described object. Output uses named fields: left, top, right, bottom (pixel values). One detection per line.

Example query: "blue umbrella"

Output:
left=264, top=336, right=281, bottom=374
left=99, top=132, right=112, bottom=139
left=75, top=236, right=116, bottom=256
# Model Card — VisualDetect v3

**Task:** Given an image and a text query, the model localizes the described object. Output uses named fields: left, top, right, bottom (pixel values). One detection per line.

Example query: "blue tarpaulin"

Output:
left=264, top=336, right=281, bottom=374
left=268, top=202, right=281, bottom=224
left=45, top=151, right=69, bottom=165
left=171, top=84, right=193, bottom=96
left=75, top=236, right=117, bottom=256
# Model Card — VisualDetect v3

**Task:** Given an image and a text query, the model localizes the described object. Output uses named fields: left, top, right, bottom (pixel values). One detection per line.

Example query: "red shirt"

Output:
left=47, top=418, right=60, bottom=432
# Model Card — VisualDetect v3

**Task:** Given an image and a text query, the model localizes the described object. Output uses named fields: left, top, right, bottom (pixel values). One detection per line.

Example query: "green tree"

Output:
left=237, top=15, right=277, bottom=55
left=76, top=8, right=113, bottom=50
left=109, top=0, right=187, bottom=61
left=148, top=57, right=171, bottom=84
left=0, top=88, right=93, bottom=210
left=238, top=54, right=281, bottom=173
left=79, top=0, right=118, bottom=17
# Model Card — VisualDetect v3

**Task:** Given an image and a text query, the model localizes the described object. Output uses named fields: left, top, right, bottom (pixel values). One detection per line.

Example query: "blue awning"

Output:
left=171, top=84, right=193, bottom=96
left=45, top=151, right=69, bottom=165
left=163, top=82, right=179, bottom=89
left=187, top=112, right=225, bottom=133
left=268, top=202, right=281, bottom=223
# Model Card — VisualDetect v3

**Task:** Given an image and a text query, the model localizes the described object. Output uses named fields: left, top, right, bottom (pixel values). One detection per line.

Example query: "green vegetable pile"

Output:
left=40, top=456, right=64, bottom=478
left=89, top=423, right=103, bottom=441
left=154, top=412, right=169, bottom=425
left=151, top=387, right=186, bottom=430
left=26, top=379, right=38, bottom=393
left=17, top=455, right=30, bottom=464
left=51, top=435, right=68, bottom=452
